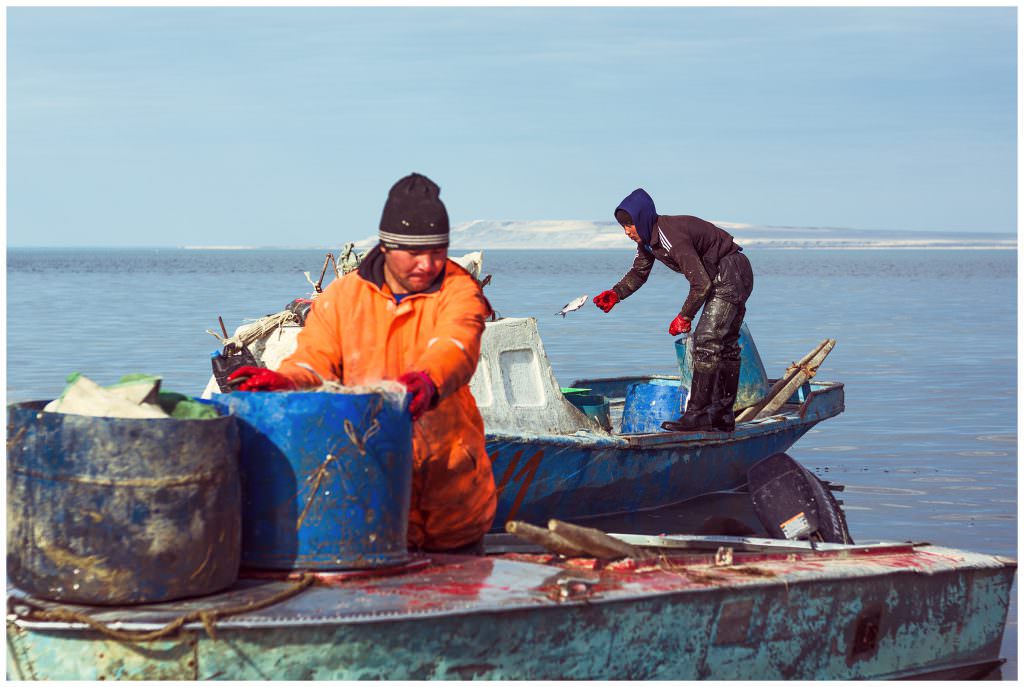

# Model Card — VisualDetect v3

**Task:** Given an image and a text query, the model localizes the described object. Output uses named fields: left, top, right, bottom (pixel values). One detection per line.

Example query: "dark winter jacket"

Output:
left=612, top=214, right=742, bottom=319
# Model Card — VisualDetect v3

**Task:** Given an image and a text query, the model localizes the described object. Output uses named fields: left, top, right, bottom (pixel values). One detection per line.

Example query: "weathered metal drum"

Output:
left=211, top=391, right=412, bottom=570
left=621, top=380, right=687, bottom=433
left=6, top=401, right=242, bottom=605
left=675, top=322, right=770, bottom=410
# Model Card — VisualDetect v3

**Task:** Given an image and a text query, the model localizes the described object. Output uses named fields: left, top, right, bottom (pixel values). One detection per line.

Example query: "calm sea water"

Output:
left=6, top=247, right=1018, bottom=676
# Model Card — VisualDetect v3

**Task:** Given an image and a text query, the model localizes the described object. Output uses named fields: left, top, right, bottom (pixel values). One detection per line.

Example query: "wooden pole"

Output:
left=736, top=339, right=830, bottom=423
left=736, top=366, right=802, bottom=423
left=752, top=339, right=835, bottom=420
left=547, top=519, right=644, bottom=560
left=505, top=521, right=589, bottom=557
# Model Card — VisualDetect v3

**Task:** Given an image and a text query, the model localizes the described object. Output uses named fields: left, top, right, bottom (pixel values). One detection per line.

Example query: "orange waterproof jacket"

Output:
left=276, top=250, right=496, bottom=550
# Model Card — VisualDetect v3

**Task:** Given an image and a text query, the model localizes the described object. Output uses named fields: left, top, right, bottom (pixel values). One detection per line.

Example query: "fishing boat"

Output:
left=472, top=317, right=843, bottom=530
left=7, top=534, right=1014, bottom=680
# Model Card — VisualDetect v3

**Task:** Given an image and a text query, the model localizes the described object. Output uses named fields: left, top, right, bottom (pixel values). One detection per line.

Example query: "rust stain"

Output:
left=720, top=565, right=777, bottom=578
left=40, top=542, right=134, bottom=589
left=846, top=605, right=884, bottom=666
left=714, top=598, right=755, bottom=645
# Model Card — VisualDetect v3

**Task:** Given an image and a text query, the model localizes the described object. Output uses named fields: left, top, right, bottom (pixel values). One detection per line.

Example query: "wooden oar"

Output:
left=751, top=339, right=835, bottom=420
left=736, top=338, right=830, bottom=423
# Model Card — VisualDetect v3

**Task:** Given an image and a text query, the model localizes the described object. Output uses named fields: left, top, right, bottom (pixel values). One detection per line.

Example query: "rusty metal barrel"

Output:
left=6, top=401, right=242, bottom=604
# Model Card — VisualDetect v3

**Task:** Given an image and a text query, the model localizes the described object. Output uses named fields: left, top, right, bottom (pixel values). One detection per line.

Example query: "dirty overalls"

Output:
left=691, top=249, right=755, bottom=377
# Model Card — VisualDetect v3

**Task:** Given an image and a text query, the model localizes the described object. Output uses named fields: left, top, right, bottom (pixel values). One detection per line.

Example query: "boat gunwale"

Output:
left=485, top=380, right=845, bottom=448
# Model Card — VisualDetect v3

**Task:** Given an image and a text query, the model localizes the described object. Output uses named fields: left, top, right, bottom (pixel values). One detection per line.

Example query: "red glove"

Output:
left=668, top=314, right=692, bottom=336
left=398, top=371, right=437, bottom=421
left=593, top=290, right=619, bottom=313
left=227, top=366, right=297, bottom=392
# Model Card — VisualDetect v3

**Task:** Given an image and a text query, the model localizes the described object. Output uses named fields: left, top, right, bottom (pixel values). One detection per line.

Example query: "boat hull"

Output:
left=487, top=380, right=844, bottom=529
left=7, top=544, right=1014, bottom=680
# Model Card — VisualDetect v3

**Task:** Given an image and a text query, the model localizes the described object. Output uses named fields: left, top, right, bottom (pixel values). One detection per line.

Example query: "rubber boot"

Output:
left=711, top=363, right=741, bottom=432
left=662, top=368, right=717, bottom=432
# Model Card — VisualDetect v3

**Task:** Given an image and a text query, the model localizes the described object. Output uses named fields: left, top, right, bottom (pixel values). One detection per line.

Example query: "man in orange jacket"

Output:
left=229, top=173, right=496, bottom=554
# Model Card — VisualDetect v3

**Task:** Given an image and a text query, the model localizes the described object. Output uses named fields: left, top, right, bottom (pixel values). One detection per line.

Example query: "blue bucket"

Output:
left=620, top=380, right=688, bottom=434
left=565, top=392, right=611, bottom=431
left=6, top=401, right=242, bottom=604
left=211, top=390, right=412, bottom=570
left=674, top=322, right=770, bottom=410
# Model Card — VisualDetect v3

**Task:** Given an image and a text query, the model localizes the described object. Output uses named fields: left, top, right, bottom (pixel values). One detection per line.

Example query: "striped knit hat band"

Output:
left=378, top=173, right=450, bottom=250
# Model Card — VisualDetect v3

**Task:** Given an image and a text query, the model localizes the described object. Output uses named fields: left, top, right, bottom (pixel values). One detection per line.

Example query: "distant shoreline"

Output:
left=8, top=218, right=1017, bottom=251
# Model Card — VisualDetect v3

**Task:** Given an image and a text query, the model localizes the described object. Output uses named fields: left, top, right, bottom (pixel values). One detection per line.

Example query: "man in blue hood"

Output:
left=592, top=188, right=754, bottom=432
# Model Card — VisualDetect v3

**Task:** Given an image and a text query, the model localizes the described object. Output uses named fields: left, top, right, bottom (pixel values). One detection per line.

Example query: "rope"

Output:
left=337, top=243, right=364, bottom=275
left=296, top=454, right=337, bottom=530
left=795, top=363, right=819, bottom=379
left=295, top=399, right=383, bottom=529
left=207, top=310, right=304, bottom=351
left=19, top=573, right=316, bottom=643
left=342, top=417, right=381, bottom=456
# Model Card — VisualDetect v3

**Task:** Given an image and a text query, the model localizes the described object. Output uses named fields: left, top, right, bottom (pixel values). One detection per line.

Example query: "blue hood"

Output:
left=615, top=188, right=658, bottom=245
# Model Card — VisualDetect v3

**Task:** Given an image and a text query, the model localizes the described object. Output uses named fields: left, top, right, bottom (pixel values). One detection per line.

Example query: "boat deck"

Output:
left=7, top=539, right=1009, bottom=631
left=7, top=538, right=1015, bottom=680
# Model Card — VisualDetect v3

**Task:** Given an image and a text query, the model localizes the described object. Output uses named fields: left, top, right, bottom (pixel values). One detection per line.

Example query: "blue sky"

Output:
left=6, top=6, right=1018, bottom=247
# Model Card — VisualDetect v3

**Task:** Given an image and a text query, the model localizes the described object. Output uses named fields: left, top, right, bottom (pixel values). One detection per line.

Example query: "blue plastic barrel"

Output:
left=674, top=322, right=770, bottom=410
left=6, top=401, right=242, bottom=605
left=211, top=391, right=412, bottom=570
left=621, top=380, right=688, bottom=434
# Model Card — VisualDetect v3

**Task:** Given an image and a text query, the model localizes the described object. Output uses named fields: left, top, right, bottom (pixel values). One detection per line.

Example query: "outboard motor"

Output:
left=748, top=452, right=853, bottom=544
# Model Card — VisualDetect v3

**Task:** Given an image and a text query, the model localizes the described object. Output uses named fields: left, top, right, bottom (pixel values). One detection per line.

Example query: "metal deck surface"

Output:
left=8, top=542, right=1011, bottom=632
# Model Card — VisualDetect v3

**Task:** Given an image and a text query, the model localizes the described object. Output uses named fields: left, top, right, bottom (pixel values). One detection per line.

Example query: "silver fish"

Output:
left=555, top=294, right=589, bottom=318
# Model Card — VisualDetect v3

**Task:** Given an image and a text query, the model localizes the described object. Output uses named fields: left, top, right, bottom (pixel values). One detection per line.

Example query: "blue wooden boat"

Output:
left=470, top=317, right=844, bottom=530
left=7, top=536, right=1014, bottom=680
left=486, top=376, right=842, bottom=529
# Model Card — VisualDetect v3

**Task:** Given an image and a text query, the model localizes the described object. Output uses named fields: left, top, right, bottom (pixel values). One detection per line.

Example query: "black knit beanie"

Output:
left=615, top=209, right=634, bottom=227
left=378, top=173, right=450, bottom=249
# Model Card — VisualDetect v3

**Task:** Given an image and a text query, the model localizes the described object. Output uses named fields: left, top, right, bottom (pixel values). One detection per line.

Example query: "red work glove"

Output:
left=593, top=290, right=620, bottom=313
left=668, top=314, right=692, bottom=336
left=227, top=366, right=297, bottom=392
left=398, top=371, right=437, bottom=421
